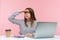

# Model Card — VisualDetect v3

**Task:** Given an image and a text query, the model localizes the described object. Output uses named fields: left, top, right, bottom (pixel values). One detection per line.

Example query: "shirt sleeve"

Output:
left=8, top=11, right=21, bottom=25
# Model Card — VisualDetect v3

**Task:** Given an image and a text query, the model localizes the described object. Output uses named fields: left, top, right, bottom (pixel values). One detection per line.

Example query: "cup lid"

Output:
left=5, top=29, right=11, bottom=31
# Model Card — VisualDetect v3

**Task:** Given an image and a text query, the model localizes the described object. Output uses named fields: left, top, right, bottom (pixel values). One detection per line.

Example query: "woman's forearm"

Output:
left=8, top=11, right=21, bottom=24
left=8, top=10, right=25, bottom=19
left=8, top=11, right=20, bottom=19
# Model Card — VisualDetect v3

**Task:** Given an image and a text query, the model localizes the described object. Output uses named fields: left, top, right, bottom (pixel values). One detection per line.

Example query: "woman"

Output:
left=8, top=8, right=38, bottom=37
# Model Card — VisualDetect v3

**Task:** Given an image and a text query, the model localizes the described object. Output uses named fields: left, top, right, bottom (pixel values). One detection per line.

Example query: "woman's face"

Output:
left=24, top=9, right=31, bottom=20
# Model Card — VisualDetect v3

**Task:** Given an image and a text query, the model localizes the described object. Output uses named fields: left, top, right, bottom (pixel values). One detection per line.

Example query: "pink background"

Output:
left=0, top=0, right=60, bottom=36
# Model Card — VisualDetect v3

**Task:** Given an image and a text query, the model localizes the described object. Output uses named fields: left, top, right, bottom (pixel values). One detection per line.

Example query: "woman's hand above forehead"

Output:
left=24, top=10, right=29, bottom=12
left=19, top=10, right=29, bottom=13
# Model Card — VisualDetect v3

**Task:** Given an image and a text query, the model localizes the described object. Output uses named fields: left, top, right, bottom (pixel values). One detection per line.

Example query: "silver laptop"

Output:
left=34, top=22, right=57, bottom=38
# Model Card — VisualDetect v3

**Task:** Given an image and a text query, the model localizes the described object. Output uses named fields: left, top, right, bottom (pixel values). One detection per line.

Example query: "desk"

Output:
left=0, top=35, right=60, bottom=40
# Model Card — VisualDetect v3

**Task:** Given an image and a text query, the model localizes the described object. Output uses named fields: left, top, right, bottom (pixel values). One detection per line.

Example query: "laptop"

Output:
left=34, top=22, right=57, bottom=38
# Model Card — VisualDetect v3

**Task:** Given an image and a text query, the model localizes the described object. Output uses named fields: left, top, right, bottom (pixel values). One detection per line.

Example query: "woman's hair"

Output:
left=24, top=8, right=36, bottom=28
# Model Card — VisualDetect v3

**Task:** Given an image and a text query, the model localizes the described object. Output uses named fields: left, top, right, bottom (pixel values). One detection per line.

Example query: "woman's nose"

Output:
left=25, top=14, right=27, bottom=16
left=25, top=14, right=28, bottom=16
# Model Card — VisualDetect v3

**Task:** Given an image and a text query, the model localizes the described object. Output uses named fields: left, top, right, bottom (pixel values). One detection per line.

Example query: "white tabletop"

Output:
left=0, top=35, right=60, bottom=40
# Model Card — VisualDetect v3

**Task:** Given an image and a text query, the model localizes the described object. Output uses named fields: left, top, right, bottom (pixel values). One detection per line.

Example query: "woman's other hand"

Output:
left=24, top=33, right=32, bottom=37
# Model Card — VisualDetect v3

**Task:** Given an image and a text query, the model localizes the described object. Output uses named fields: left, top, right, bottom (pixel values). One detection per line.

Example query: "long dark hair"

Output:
left=24, top=8, right=36, bottom=28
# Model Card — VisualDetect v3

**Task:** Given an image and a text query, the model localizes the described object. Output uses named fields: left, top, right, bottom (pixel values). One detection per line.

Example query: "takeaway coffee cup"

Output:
left=5, top=29, right=11, bottom=37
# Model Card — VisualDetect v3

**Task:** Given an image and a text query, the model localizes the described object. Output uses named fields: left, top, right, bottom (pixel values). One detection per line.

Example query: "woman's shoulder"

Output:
left=19, top=20, right=39, bottom=23
left=34, top=20, right=39, bottom=23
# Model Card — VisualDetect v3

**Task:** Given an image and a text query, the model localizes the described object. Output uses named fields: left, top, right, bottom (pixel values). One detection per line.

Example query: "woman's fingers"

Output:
left=19, top=9, right=25, bottom=12
left=24, top=33, right=32, bottom=37
left=19, top=10, right=29, bottom=13
left=25, top=10, right=29, bottom=12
